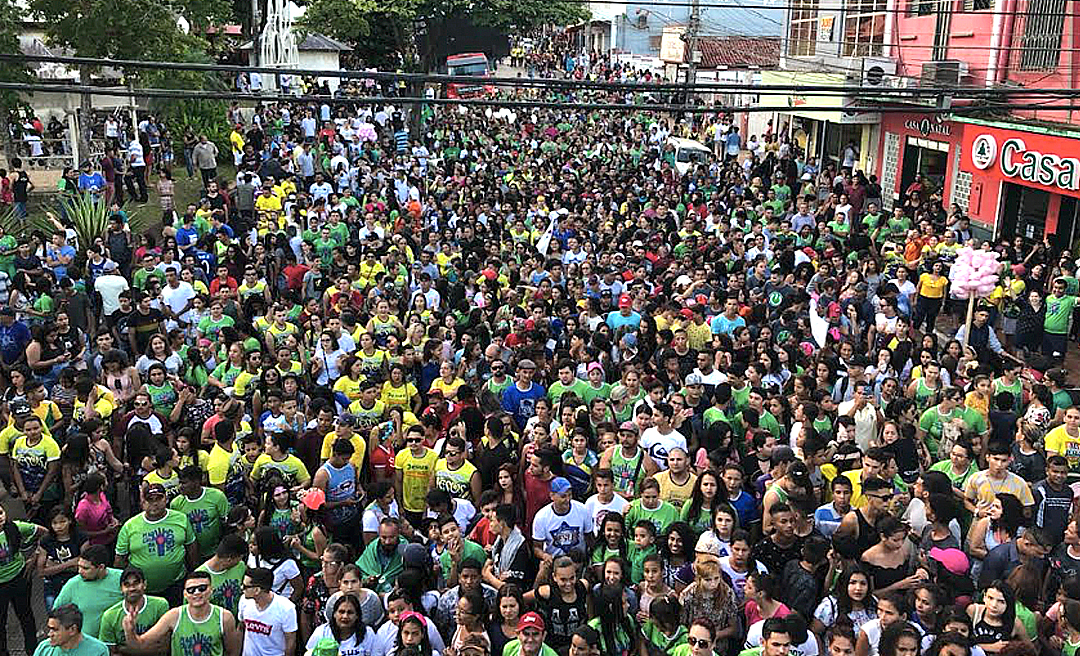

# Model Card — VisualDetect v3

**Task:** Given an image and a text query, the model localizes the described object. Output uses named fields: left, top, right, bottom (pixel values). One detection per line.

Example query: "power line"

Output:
left=2, top=52, right=1077, bottom=97
left=571, top=0, right=1071, bottom=18
left=2, top=80, right=1077, bottom=115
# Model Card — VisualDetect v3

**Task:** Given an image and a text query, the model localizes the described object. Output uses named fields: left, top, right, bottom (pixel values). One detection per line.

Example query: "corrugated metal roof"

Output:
left=697, top=36, right=780, bottom=69
left=239, top=32, right=353, bottom=51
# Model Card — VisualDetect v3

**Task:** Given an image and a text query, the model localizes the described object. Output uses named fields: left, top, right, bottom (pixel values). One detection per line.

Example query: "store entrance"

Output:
left=1000, top=182, right=1049, bottom=242
left=900, top=138, right=948, bottom=201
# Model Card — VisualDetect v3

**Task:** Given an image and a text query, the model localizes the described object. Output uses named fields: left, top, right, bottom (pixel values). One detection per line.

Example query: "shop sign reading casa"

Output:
left=971, top=133, right=1080, bottom=192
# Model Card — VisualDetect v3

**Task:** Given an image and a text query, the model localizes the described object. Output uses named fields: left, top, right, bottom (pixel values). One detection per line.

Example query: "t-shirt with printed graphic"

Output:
left=171, top=487, right=231, bottom=560
left=115, top=509, right=196, bottom=593
left=99, top=595, right=170, bottom=648
left=12, top=434, right=60, bottom=495
left=238, top=593, right=297, bottom=656
left=1046, top=425, right=1080, bottom=472
left=1045, top=294, right=1078, bottom=335
left=395, top=447, right=438, bottom=512
left=196, top=559, right=247, bottom=616
left=532, top=499, right=594, bottom=556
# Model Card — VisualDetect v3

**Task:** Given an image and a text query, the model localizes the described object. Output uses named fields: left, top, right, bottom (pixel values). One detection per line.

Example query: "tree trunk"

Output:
left=78, top=67, right=92, bottom=165
left=0, top=110, right=14, bottom=164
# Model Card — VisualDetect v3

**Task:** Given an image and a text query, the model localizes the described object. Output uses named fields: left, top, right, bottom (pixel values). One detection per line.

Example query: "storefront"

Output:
left=957, top=118, right=1080, bottom=250
left=876, top=112, right=964, bottom=216
left=758, top=71, right=880, bottom=173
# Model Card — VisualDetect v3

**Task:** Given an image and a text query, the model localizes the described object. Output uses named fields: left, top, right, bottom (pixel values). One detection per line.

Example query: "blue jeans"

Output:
left=184, top=148, right=194, bottom=177
left=13, top=201, right=26, bottom=218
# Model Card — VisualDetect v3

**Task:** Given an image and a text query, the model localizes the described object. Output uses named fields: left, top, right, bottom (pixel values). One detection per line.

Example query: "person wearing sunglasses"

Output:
left=238, top=567, right=298, bottom=656
left=121, top=570, right=242, bottom=656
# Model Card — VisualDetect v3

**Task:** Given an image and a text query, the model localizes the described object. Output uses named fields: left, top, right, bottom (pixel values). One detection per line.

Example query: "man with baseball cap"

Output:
left=531, top=477, right=593, bottom=573
left=114, top=483, right=197, bottom=605
left=503, top=612, right=557, bottom=656
left=501, top=358, right=546, bottom=431
left=605, top=294, right=641, bottom=332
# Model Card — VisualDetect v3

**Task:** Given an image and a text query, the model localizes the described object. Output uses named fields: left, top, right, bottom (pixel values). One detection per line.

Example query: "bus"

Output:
left=445, top=53, right=495, bottom=99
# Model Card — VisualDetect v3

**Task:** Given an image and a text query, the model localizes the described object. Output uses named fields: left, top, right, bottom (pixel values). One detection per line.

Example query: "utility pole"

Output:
left=686, top=0, right=701, bottom=86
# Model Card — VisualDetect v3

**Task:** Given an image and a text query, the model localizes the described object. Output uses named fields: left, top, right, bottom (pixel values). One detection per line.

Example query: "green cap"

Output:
left=309, top=638, right=339, bottom=656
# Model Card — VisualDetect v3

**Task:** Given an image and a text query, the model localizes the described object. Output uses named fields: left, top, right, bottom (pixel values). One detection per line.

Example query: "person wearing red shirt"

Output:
left=208, top=265, right=238, bottom=296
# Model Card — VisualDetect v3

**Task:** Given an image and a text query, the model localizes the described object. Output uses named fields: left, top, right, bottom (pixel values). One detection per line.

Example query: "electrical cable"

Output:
left=2, top=80, right=1077, bottom=114
left=2, top=52, right=1074, bottom=96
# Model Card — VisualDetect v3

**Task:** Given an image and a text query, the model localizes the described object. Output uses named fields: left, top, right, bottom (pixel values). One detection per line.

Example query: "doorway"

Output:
left=999, top=182, right=1050, bottom=242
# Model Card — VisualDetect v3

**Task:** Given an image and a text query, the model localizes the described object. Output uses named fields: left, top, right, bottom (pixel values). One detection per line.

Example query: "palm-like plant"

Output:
left=49, top=193, right=152, bottom=255
left=0, top=204, right=54, bottom=240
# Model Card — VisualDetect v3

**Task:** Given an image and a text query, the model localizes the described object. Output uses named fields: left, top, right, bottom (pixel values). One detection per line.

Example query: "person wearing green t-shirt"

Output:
left=625, top=479, right=679, bottom=537
left=114, top=483, right=197, bottom=598
left=0, top=508, right=47, bottom=656
left=503, top=612, right=558, bottom=656
left=548, top=362, right=589, bottom=403
left=916, top=389, right=968, bottom=458
left=33, top=605, right=109, bottom=656
left=119, top=570, right=242, bottom=656
left=436, top=512, right=489, bottom=586
left=1045, top=278, right=1078, bottom=360
left=195, top=534, right=249, bottom=617
left=171, top=466, right=231, bottom=561
left=53, top=545, right=124, bottom=639
left=98, top=567, right=169, bottom=653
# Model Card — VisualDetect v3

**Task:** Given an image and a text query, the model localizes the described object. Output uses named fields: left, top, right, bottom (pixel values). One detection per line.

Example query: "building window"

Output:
left=789, top=0, right=819, bottom=57
left=963, top=0, right=993, bottom=9
left=648, top=35, right=662, bottom=50
left=843, top=0, right=886, bottom=56
left=909, top=0, right=934, bottom=16
left=1019, top=0, right=1066, bottom=70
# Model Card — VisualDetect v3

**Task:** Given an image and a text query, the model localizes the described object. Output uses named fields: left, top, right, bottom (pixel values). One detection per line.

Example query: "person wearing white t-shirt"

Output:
left=248, top=528, right=303, bottom=602
left=127, top=138, right=148, bottom=202
left=583, top=470, right=629, bottom=536
left=308, top=593, right=378, bottom=656
left=532, top=477, right=594, bottom=560
left=238, top=567, right=298, bottom=656
left=640, top=403, right=688, bottom=471
left=855, top=592, right=924, bottom=656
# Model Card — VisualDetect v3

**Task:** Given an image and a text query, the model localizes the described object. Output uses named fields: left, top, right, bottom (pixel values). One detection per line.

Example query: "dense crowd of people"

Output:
left=1, top=40, right=1080, bottom=656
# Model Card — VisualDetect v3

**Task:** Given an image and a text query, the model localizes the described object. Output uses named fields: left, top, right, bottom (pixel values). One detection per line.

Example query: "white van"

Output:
left=666, top=137, right=713, bottom=175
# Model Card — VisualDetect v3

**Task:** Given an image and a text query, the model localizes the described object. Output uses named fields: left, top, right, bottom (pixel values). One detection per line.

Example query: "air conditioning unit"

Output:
left=861, top=57, right=898, bottom=85
left=921, top=60, right=969, bottom=86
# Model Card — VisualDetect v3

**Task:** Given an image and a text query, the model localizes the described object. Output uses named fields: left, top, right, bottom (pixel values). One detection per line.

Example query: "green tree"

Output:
left=0, top=0, right=31, bottom=160
left=28, top=0, right=232, bottom=158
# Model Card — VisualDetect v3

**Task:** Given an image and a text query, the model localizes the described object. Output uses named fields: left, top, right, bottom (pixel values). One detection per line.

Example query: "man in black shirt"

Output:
left=752, top=502, right=804, bottom=575
left=127, top=290, right=164, bottom=354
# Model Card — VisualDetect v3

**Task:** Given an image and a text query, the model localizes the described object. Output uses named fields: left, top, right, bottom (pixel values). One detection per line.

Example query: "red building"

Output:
left=871, top=0, right=1080, bottom=247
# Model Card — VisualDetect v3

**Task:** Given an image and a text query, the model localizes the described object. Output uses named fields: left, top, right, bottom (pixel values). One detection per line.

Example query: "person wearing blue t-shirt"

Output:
left=501, top=358, right=547, bottom=430
left=606, top=294, right=641, bottom=332
left=710, top=298, right=747, bottom=336
left=814, top=476, right=853, bottom=537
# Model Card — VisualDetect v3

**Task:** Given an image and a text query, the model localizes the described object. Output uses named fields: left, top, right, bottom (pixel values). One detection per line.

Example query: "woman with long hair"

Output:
left=249, top=524, right=304, bottom=603
left=588, top=583, right=643, bottom=656
left=812, top=565, right=878, bottom=635
left=488, top=584, right=524, bottom=656
left=658, top=521, right=696, bottom=592
left=967, top=493, right=1025, bottom=576
left=966, top=580, right=1027, bottom=652
left=680, top=469, right=721, bottom=534
left=451, top=589, right=491, bottom=654
left=861, top=516, right=923, bottom=594
left=306, top=592, right=376, bottom=656
left=392, top=611, right=438, bottom=656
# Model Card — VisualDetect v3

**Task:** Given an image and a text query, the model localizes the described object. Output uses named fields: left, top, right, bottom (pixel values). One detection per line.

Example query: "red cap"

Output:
left=518, top=612, right=545, bottom=632
left=618, top=294, right=632, bottom=309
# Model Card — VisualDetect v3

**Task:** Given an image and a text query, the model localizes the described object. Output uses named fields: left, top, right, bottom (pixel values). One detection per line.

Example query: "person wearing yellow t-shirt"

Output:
left=430, top=361, right=465, bottom=400
left=1046, top=406, right=1080, bottom=472
left=433, top=434, right=480, bottom=505
left=254, top=187, right=283, bottom=214
left=334, top=359, right=366, bottom=404
left=347, top=382, right=387, bottom=435
left=10, top=415, right=60, bottom=508
left=252, top=431, right=311, bottom=489
left=320, top=417, right=367, bottom=470
left=395, top=426, right=438, bottom=524
left=913, top=260, right=948, bottom=333
left=381, top=366, right=419, bottom=413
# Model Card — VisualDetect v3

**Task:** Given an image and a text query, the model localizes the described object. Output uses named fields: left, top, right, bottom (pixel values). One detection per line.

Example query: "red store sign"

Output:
left=961, top=125, right=1080, bottom=199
